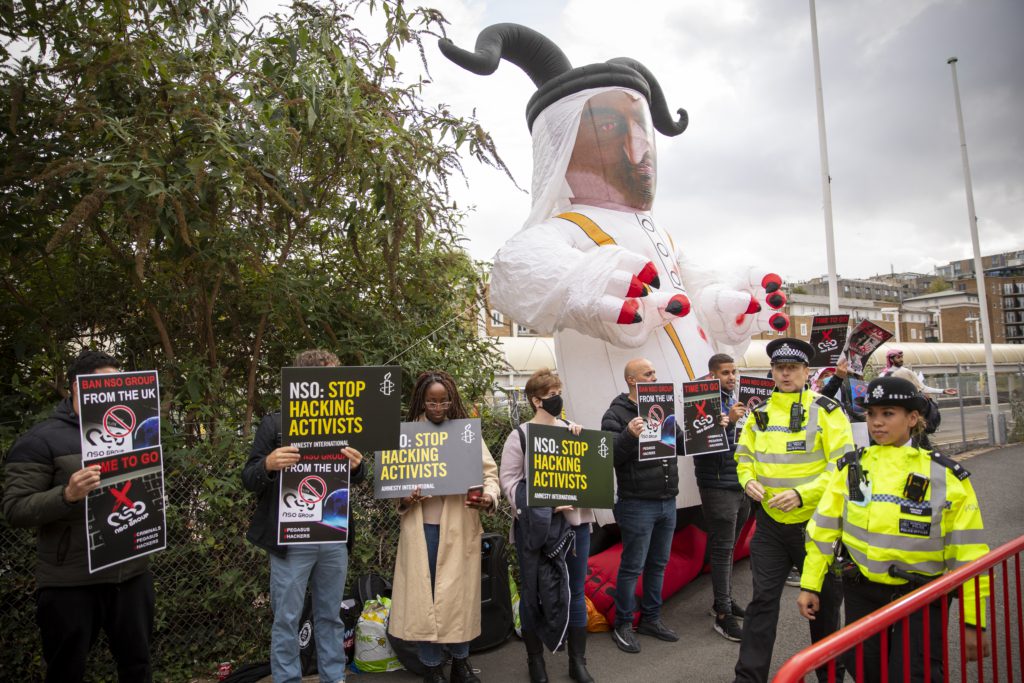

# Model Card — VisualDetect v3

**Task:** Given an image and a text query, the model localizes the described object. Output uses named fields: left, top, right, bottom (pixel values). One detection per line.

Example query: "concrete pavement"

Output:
left=285, top=444, right=1024, bottom=683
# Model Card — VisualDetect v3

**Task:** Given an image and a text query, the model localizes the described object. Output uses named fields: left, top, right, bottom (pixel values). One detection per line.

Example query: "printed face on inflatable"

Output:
left=566, top=90, right=657, bottom=212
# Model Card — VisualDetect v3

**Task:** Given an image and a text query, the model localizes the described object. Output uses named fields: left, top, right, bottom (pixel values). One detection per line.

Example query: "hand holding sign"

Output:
left=265, top=446, right=300, bottom=472
left=64, top=465, right=102, bottom=503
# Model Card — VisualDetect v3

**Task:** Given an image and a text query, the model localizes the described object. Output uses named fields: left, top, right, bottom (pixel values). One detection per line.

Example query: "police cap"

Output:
left=858, top=376, right=928, bottom=413
left=765, top=338, right=814, bottom=366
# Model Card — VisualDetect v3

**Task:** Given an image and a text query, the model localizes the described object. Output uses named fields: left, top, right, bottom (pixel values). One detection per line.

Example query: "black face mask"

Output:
left=538, top=394, right=563, bottom=417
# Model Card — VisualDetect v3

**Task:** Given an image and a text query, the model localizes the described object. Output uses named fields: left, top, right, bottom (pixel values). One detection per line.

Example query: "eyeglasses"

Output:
left=425, top=401, right=452, bottom=410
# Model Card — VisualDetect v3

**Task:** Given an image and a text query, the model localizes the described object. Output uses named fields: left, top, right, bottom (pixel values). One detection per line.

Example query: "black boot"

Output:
left=423, top=663, right=447, bottom=683
left=521, top=630, right=549, bottom=683
left=450, top=656, right=481, bottom=683
left=568, top=626, right=595, bottom=682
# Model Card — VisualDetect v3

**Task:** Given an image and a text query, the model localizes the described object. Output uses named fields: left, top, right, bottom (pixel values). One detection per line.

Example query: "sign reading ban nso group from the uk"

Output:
left=77, top=370, right=166, bottom=573
left=279, top=367, right=400, bottom=544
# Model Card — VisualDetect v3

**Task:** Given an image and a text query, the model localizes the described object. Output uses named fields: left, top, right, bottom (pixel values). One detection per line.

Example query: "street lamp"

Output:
left=948, top=56, right=1001, bottom=443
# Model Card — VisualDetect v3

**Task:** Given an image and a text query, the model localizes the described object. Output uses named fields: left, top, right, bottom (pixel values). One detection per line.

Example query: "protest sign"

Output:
left=77, top=371, right=160, bottom=461
left=636, top=382, right=676, bottom=461
left=736, top=375, right=777, bottom=431
left=279, top=366, right=401, bottom=544
left=809, top=314, right=850, bottom=368
left=374, top=419, right=484, bottom=499
left=525, top=423, right=614, bottom=508
left=84, top=446, right=167, bottom=573
left=679, top=379, right=729, bottom=456
left=842, top=320, right=893, bottom=377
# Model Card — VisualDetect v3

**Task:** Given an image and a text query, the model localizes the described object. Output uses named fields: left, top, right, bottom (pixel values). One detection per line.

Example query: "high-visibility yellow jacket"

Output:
left=802, top=443, right=990, bottom=627
left=735, top=390, right=854, bottom=524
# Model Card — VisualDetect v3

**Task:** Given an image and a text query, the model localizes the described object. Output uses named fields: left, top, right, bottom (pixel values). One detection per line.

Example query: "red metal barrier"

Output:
left=775, top=535, right=1024, bottom=682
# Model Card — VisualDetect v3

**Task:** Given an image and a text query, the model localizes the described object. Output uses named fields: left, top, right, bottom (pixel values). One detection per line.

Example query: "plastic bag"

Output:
left=509, top=572, right=522, bottom=638
left=353, top=596, right=402, bottom=673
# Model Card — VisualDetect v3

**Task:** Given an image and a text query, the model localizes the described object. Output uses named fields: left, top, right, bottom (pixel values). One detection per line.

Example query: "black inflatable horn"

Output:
left=439, top=23, right=688, bottom=135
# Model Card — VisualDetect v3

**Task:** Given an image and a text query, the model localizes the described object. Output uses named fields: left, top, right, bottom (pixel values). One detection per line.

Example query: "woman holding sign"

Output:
left=389, top=371, right=500, bottom=683
left=499, top=369, right=596, bottom=683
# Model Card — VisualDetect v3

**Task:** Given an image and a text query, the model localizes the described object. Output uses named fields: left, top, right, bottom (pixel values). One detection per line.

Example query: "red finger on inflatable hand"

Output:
left=637, top=262, right=661, bottom=289
left=626, top=275, right=652, bottom=298
left=762, top=273, right=782, bottom=293
left=745, top=296, right=762, bottom=314
left=769, top=312, right=790, bottom=331
left=664, top=294, right=690, bottom=317
left=766, top=290, right=787, bottom=309
left=617, top=299, right=643, bottom=325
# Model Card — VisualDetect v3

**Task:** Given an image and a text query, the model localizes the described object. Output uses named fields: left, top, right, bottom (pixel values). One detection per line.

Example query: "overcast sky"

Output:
left=254, top=0, right=1024, bottom=283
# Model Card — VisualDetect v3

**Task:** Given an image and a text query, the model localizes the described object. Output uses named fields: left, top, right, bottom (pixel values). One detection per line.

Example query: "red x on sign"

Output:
left=821, top=329, right=833, bottom=341
left=110, top=481, right=134, bottom=512
left=694, top=401, right=708, bottom=419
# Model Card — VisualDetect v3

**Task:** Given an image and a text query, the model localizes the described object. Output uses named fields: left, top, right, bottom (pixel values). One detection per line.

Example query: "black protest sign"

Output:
left=738, top=376, right=776, bottom=412
left=374, top=419, right=484, bottom=499
left=77, top=371, right=161, bottom=461
left=279, top=366, right=401, bottom=545
left=842, top=320, right=893, bottom=377
left=809, top=314, right=850, bottom=367
left=525, top=423, right=614, bottom=508
left=680, top=379, right=729, bottom=456
left=84, top=446, right=167, bottom=573
left=636, top=382, right=677, bottom=461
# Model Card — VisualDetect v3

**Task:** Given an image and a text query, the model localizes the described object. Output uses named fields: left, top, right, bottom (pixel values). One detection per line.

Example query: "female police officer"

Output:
left=797, top=376, right=991, bottom=682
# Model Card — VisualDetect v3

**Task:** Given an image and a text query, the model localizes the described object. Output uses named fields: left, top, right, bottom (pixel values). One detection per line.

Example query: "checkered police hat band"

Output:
left=770, top=343, right=808, bottom=363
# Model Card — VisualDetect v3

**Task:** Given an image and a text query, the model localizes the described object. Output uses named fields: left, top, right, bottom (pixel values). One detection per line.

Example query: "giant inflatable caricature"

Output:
left=441, top=24, right=788, bottom=511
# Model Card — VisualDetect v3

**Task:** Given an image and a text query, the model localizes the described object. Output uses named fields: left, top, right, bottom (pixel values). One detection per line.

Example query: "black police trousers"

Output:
left=35, top=570, right=154, bottom=683
left=734, top=507, right=842, bottom=683
left=843, top=575, right=948, bottom=683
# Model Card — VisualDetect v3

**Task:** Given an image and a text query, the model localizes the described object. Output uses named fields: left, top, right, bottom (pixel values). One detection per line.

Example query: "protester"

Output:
left=693, top=353, right=749, bottom=642
left=388, top=371, right=500, bottom=683
left=881, top=349, right=959, bottom=396
left=499, top=368, right=596, bottom=683
left=733, top=338, right=853, bottom=683
left=242, top=349, right=364, bottom=683
left=601, top=358, right=680, bottom=653
left=798, top=376, right=991, bottom=681
left=2, top=350, right=154, bottom=683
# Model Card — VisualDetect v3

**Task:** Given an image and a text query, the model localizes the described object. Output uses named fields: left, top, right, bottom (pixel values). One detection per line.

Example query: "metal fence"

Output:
left=0, top=419, right=516, bottom=682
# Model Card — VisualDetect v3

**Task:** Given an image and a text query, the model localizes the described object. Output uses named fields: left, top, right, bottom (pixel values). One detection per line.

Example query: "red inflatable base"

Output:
left=585, top=516, right=755, bottom=624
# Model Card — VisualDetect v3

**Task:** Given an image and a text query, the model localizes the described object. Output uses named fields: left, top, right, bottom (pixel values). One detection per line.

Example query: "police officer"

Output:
left=798, top=376, right=991, bottom=682
left=733, top=338, right=851, bottom=683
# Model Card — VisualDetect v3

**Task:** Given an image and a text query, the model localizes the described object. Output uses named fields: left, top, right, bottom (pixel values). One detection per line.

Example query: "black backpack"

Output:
left=469, top=532, right=514, bottom=652
left=923, top=397, right=942, bottom=434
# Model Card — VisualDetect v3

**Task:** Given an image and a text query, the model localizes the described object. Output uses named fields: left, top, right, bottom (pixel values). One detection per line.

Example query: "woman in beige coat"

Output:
left=388, top=371, right=500, bottom=683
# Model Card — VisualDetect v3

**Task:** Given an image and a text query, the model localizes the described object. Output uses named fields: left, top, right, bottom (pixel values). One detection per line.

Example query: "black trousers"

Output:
left=35, top=571, right=155, bottom=683
left=843, top=576, right=947, bottom=683
left=734, top=508, right=842, bottom=683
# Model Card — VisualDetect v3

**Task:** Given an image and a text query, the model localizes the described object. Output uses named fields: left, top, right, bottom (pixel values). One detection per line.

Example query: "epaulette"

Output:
left=814, top=395, right=840, bottom=413
left=930, top=451, right=971, bottom=481
left=836, top=447, right=863, bottom=471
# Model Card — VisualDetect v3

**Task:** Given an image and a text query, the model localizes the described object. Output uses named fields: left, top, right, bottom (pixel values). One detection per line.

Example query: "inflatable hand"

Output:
left=695, top=269, right=789, bottom=345
left=602, top=257, right=662, bottom=324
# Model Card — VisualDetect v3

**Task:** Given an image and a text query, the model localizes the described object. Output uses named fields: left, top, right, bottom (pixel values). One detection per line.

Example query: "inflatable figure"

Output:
left=441, top=24, right=788, bottom=508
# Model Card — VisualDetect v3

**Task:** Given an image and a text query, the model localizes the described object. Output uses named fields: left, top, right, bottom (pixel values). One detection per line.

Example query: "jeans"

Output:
left=698, top=486, right=750, bottom=615
left=417, top=524, right=470, bottom=668
left=36, top=571, right=154, bottom=683
left=516, top=521, right=592, bottom=631
left=613, top=497, right=676, bottom=626
left=270, top=544, right=349, bottom=683
left=734, top=508, right=841, bottom=683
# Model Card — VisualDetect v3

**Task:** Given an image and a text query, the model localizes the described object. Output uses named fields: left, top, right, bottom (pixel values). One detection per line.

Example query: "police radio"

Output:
left=789, top=402, right=804, bottom=433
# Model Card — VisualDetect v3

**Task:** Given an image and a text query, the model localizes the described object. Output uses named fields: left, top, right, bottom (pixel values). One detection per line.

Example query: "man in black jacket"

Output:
left=694, top=353, right=749, bottom=642
left=242, top=349, right=365, bottom=683
left=602, top=358, right=679, bottom=653
left=2, top=350, right=154, bottom=683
